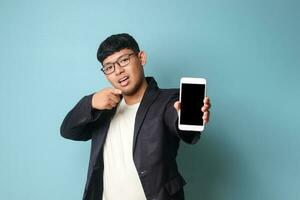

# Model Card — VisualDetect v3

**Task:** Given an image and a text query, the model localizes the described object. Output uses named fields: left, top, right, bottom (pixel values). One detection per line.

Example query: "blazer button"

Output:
left=139, top=170, right=147, bottom=176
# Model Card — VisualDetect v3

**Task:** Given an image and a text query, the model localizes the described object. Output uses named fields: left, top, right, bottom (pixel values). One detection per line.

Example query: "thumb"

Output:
left=173, top=101, right=181, bottom=113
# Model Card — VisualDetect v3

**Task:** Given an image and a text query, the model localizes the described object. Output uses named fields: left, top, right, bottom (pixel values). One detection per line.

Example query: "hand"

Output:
left=92, top=88, right=122, bottom=110
left=173, top=96, right=211, bottom=124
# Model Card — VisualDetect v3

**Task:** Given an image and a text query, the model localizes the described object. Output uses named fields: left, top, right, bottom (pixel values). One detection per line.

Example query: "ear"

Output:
left=138, top=51, right=147, bottom=66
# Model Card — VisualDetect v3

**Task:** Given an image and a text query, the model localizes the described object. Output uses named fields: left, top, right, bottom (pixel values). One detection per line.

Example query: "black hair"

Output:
left=97, top=33, right=140, bottom=63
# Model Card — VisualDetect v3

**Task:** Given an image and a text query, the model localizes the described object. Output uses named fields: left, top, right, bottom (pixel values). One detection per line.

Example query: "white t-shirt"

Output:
left=102, top=98, right=147, bottom=200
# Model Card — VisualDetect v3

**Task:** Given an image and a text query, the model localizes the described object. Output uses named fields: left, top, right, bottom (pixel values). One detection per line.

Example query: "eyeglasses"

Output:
left=101, top=52, right=136, bottom=75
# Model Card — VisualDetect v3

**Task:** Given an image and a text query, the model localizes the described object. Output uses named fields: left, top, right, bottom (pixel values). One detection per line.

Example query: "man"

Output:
left=60, top=33, right=211, bottom=200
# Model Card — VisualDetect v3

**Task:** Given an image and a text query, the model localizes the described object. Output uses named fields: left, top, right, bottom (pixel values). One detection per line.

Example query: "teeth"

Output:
left=119, top=76, right=128, bottom=83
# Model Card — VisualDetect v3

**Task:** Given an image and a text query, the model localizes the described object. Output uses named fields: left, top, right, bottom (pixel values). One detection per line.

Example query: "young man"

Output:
left=60, top=33, right=211, bottom=200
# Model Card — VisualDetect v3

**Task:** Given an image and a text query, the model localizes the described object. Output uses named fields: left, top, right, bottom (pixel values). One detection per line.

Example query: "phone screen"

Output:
left=180, top=83, right=205, bottom=126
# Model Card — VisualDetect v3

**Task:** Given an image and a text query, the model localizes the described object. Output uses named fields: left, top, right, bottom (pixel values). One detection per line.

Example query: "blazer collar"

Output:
left=145, top=76, right=159, bottom=90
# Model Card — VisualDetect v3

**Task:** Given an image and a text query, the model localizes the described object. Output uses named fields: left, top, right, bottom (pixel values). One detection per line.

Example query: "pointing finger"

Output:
left=112, top=88, right=122, bottom=95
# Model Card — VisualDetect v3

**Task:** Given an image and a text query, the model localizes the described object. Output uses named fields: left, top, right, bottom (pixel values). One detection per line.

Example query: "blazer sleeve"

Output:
left=60, top=93, right=103, bottom=141
left=163, top=91, right=201, bottom=144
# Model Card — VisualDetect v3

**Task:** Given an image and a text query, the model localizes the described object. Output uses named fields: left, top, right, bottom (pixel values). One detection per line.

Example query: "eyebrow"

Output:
left=103, top=52, right=133, bottom=66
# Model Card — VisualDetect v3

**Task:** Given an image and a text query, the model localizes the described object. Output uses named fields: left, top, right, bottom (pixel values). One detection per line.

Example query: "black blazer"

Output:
left=60, top=77, right=201, bottom=200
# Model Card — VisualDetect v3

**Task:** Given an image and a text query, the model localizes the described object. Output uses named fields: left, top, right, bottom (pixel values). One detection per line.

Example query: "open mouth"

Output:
left=118, top=76, right=129, bottom=86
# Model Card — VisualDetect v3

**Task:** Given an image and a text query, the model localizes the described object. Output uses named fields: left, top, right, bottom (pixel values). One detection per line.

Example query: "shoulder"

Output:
left=150, top=88, right=179, bottom=106
left=158, top=88, right=179, bottom=98
left=157, top=88, right=179, bottom=104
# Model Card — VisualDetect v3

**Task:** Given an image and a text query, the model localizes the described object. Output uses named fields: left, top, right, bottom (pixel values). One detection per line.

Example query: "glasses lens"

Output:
left=103, top=64, right=114, bottom=74
left=118, top=55, right=130, bottom=67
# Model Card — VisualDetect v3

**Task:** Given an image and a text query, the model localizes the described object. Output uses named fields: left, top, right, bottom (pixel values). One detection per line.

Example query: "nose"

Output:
left=114, top=63, right=124, bottom=75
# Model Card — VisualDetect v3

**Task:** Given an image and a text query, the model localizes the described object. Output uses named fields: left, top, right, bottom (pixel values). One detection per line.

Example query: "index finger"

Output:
left=111, top=88, right=122, bottom=95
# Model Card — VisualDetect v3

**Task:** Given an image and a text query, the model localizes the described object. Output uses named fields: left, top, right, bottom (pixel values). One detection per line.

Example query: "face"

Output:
left=102, top=48, right=147, bottom=96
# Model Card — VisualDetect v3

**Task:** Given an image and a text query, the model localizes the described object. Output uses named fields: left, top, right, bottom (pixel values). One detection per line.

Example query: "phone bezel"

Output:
left=178, top=77, right=206, bottom=132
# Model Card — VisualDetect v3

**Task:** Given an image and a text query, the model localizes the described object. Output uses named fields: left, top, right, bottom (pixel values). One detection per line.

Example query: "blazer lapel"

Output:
left=132, top=77, right=160, bottom=153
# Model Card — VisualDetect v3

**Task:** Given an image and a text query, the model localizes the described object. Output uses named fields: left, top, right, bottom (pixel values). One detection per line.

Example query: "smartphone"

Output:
left=178, top=77, right=206, bottom=132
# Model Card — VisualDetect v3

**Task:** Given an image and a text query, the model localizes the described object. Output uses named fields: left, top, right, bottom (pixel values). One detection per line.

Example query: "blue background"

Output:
left=1, top=0, right=299, bottom=199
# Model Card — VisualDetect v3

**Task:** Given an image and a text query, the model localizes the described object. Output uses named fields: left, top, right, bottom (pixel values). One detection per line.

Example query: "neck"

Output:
left=123, top=78, right=148, bottom=105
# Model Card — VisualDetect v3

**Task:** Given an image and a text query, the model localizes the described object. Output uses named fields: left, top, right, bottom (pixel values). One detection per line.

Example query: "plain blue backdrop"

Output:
left=0, top=0, right=299, bottom=199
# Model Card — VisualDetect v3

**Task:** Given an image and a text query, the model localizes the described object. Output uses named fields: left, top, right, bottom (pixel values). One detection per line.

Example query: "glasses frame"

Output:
left=101, top=52, right=136, bottom=75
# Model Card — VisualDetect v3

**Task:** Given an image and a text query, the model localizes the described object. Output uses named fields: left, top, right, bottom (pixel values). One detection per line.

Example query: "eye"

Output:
left=104, top=65, right=113, bottom=72
left=120, top=57, right=129, bottom=64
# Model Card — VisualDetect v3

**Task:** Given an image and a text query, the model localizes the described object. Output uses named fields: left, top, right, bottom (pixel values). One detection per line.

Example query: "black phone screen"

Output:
left=180, top=83, right=205, bottom=125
